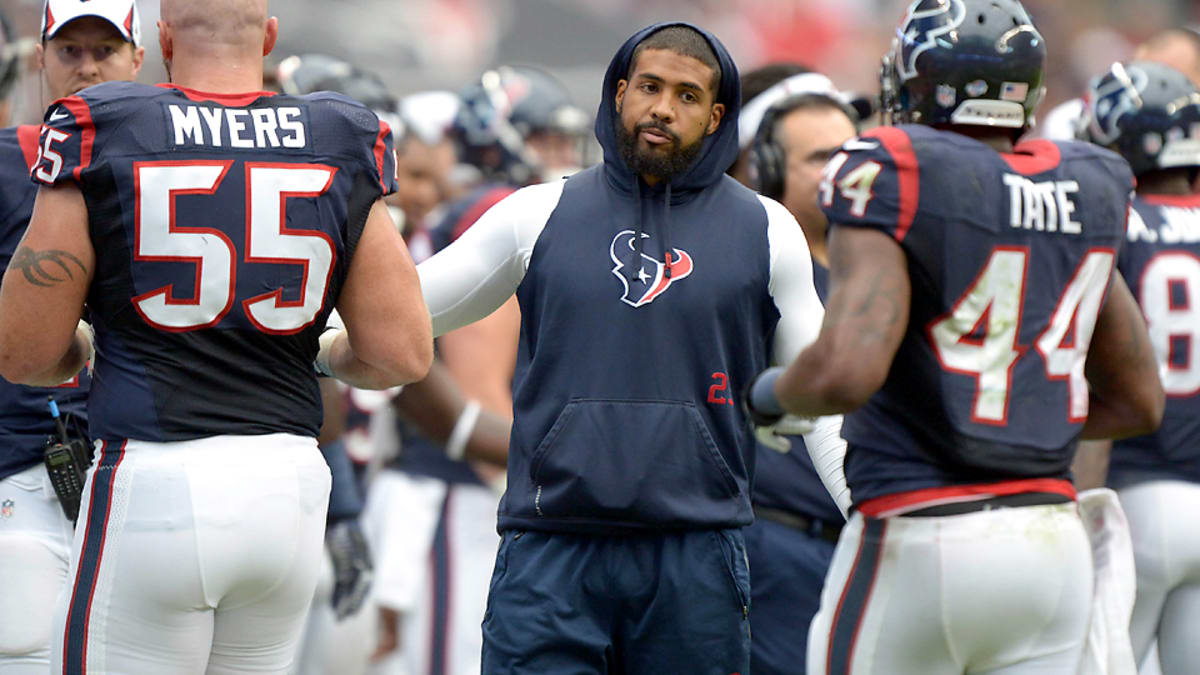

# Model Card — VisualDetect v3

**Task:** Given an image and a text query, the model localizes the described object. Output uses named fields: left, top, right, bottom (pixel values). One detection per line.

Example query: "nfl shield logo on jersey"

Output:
left=609, top=230, right=694, bottom=308
left=1, top=499, right=12, bottom=519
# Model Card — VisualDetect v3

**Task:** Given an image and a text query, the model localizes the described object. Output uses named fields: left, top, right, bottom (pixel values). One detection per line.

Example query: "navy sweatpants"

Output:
left=743, top=517, right=838, bottom=675
left=481, top=528, right=751, bottom=674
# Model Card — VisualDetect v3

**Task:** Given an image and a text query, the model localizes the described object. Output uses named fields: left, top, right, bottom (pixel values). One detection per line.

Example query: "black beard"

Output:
left=616, top=120, right=704, bottom=183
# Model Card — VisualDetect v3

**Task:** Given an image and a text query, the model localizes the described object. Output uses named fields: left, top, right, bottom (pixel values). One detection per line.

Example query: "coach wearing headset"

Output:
left=741, top=75, right=859, bottom=675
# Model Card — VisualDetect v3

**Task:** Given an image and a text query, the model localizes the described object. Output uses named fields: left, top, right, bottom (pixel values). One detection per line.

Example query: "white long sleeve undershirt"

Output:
left=416, top=182, right=849, bottom=514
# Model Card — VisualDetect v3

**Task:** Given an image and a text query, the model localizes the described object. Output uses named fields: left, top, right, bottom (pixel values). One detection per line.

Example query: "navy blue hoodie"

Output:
left=498, top=22, right=784, bottom=533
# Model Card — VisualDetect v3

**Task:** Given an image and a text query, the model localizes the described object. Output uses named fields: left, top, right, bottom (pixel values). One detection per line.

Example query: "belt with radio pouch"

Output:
left=42, top=397, right=92, bottom=522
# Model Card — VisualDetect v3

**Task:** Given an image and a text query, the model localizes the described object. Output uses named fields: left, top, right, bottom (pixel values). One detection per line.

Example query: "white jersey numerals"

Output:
left=1035, top=251, right=1114, bottom=421
left=928, top=248, right=1027, bottom=424
left=819, top=152, right=882, bottom=217
left=34, top=129, right=70, bottom=183
left=928, top=247, right=1114, bottom=424
left=243, top=164, right=336, bottom=333
left=132, top=161, right=336, bottom=333
left=1138, top=252, right=1200, bottom=396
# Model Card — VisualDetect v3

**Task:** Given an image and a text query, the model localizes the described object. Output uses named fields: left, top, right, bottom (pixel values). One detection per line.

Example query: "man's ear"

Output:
left=157, top=20, right=172, bottom=63
left=706, top=102, right=725, bottom=136
left=264, top=16, right=279, bottom=57
left=130, top=46, right=146, bottom=78
left=615, top=79, right=627, bottom=114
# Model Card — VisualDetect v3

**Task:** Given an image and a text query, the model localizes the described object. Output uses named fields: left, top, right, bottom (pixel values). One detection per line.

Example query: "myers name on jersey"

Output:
left=167, top=103, right=307, bottom=149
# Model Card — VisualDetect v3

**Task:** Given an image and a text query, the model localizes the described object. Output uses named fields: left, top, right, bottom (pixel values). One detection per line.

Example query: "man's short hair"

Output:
left=766, top=93, right=858, bottom=151
left=741, top=63, right=812, bottom=106
left=629, top=25, right=721, bottom=95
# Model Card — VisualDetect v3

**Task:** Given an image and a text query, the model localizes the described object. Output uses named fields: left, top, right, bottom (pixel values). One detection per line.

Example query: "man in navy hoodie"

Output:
left=418, top=22, right=843, bottom=673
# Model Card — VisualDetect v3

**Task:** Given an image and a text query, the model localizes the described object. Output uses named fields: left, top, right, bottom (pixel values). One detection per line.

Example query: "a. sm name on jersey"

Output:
left=1127, top=205, right=1200, bottom=244
left=167, top=103, right=307, bottom=149
left=1002, top=174, right=1082, bottom=234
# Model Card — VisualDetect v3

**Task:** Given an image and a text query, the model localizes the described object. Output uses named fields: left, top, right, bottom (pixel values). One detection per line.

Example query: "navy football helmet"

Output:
left=881, top=0, right=1046, bottom=132
left=275, top=53, right=398, bottom=116
left=453, top=65, right=589, bottom=184
left=1078, top=61, right=1200, bottom=176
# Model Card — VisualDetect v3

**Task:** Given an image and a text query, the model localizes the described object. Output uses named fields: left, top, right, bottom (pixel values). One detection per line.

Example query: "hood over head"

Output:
left=595, top=21, right=742, bottom=195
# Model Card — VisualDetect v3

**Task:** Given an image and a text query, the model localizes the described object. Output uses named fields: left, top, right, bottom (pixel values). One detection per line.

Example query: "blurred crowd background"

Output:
left=2, top=0, right=1197, bottom=129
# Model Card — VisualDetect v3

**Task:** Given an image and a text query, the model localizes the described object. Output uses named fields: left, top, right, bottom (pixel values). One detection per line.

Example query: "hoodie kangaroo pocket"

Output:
left=528, top=399, right=743, bottom=524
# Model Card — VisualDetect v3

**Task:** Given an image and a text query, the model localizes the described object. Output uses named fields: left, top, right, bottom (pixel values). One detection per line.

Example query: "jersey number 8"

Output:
left=1139, top=252, right=1200, bottom=396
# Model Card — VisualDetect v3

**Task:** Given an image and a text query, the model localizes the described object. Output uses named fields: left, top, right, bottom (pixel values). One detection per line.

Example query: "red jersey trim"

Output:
left=156, top=83, right=277, bottom=106
left=1140, top=192, right=1200, bottom=208
left=58, top=97, right=96, bottom=181
left=16, top=124, right=41, bottom=173
left=374, top=120, right=391, bottom=193
left=855, top=477, right=1076, bottom=518
left=1003, top=139, right=1062, bottom=176
left=864, top=126, right=919, bottom=242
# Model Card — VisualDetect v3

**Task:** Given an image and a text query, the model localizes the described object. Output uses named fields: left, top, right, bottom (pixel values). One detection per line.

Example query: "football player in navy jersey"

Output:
left=747, top=0, right=1164, bottom=672
left=1079, top=60, right=1200, bottom=675
left=0, top=0, right=432, bottom=672
left=0, top=1, right=143, bottom=671
left=741, top=87, right=859, bottom=675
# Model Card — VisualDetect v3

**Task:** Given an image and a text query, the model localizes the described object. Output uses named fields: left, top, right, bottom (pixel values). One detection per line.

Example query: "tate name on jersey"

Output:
left=1002, top=173, right=1082, bottom=234
left=167, top=103, right=307, bottom=149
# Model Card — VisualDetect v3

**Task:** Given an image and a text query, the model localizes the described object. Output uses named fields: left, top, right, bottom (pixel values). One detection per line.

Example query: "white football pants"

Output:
left=49, top=434, right=330, bottom=675
left=808, top=504, right=1093, bottom=674
left=364, top=471, right=500, bottom=675
left=1120, top=481, right=1200, bottom=675
left=0, top=463, right=75, bottom=673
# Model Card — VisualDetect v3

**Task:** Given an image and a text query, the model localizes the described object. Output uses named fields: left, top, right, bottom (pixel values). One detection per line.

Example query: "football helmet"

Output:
left=1078, top=60, right=1200, bottom=176
left=453, top=65, right=589, bottom=184
left=880, top=0, right=1046, bottom=131
left=275, top=53, right=398, bottom=115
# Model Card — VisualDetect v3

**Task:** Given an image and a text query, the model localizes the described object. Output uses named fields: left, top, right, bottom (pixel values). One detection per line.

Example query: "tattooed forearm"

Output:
left=10, top=246, right=87, bottom=287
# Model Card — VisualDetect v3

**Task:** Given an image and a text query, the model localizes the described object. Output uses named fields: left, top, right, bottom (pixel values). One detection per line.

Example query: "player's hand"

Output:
left=744, top=366, right=812, bottom=452
left=326, top=518, right=373, bottom=620
left=754, top=414, right=818, bottom=453
left=314, top=327, right=343, bottom=378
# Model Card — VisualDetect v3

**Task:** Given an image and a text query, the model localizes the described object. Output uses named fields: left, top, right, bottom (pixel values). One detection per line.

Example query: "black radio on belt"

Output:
left=43, top=397, right=92, bottom=523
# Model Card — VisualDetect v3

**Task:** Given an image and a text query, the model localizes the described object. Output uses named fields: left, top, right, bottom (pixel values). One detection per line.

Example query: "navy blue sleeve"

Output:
left=31, top=95, right=98, bottom=188
left=821, top=126, right=920, bottom=242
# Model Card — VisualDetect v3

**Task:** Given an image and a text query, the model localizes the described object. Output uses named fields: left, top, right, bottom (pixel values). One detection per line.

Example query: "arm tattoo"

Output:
left=851, top=271, right=903, bottom=344
left=10, top=245, right=87, bottom=287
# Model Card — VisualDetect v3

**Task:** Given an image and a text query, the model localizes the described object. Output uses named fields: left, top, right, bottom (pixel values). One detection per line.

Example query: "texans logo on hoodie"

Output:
left=609, top=230, right=693, bottom=307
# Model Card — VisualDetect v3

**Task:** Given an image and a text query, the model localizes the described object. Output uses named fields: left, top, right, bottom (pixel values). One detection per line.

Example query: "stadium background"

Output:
left=0, top=0, right=1196, bottom=128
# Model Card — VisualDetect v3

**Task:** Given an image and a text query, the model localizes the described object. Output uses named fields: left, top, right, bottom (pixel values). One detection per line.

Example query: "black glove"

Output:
left=326, top=518, right=373, bottom=620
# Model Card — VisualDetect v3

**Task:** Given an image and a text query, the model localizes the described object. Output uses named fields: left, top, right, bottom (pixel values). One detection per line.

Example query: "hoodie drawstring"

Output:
left=626, top=179, right=675, bottom=284
left=628, top=179, right=645, bottom=284
left=662, top=183, right=673, bottom=279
